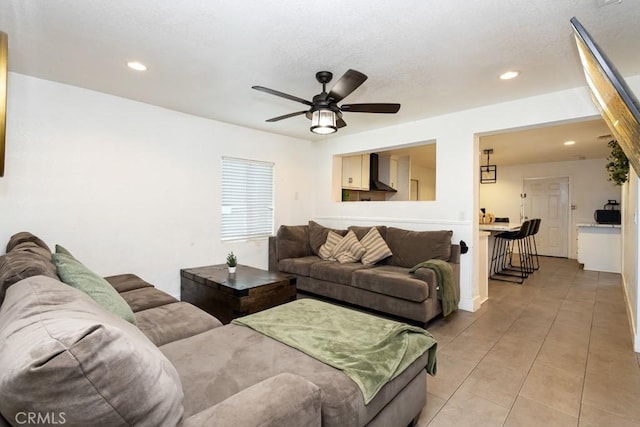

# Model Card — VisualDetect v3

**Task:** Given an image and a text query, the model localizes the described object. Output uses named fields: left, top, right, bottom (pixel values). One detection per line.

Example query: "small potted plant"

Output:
left=226, top=251, right=237, bottom=274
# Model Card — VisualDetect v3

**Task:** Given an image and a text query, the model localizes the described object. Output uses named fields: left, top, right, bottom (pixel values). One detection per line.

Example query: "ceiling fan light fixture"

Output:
left=310, top=109, right=337, bottom=135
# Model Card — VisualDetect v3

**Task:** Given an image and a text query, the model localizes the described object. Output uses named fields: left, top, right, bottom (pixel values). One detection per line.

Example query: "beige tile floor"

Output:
left=419, top=256, right=640, bottom=426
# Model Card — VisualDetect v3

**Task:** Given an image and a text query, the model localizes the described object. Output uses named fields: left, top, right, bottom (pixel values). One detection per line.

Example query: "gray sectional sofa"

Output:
left=269, top=221, right=461, bottom=325
left=0, top=232, right=435, bottom=427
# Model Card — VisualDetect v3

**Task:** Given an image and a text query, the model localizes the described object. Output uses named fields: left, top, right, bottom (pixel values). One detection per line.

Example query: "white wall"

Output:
left=411, top=164, right=436, bottom=201
left=479, top=158, right=621, bottom=258
left=622, top=170, right=639, bottom=352
left=310, top=75, right=640, bottom=313
left=0, top=73, right=314, bottom=297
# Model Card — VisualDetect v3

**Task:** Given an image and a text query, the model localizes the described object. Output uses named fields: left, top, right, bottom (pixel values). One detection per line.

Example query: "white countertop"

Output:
left=577, top=223, right=621, bottom=228
left=479, top=223, right=521, bottom=232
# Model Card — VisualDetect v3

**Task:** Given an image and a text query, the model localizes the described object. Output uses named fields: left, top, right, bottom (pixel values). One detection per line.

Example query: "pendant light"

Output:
left=480, top=149, right=497, bottom=184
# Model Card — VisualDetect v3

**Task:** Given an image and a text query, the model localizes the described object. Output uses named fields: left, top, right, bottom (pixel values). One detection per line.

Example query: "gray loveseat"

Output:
left=0, top=232, right=433, bottom=427
left=269, top=221, right=461, bottom=326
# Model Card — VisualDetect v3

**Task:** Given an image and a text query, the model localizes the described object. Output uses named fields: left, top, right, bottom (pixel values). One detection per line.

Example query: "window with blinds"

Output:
left=221, top=157, right=275, bottom=241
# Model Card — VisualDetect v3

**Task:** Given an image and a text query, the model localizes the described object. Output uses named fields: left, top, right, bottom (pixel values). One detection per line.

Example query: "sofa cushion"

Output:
left=331, top=230, right=366, bottom=263
left=318, top=230, right=342, bottom=260
left=161, top=323, right=431, bottom=426
left=279, top=256, right=324, bottom=276
left=308, top=221, right=347, bottom=256
left=352, top=266, right=430, bottom=302
left=360, top=227, right=393, bottom=266
left=0, top=276, right=184, bottom=426
left=276, top=224, right=312, bottom=260
left=0, top=250, right=58, bottom=305
left=385, top=228, right=453, bottom=267
left=52, top=252, right=136, bottom=324
left=135, top=302, right=222, bottom=346
left=104, top=273, right=155, bottom=293
left=348, top=225, right=387, bottom=241
left=309, top=260, right=368, bottom=285
left=181, top=373, right=321, bottom=427
left=5, top=231, right=51, bottom=253
left=9, top=241, right=52, bottom=260
left=119, top=287, right=178, bottom=312
left=161, top=324, right=360, bottom=423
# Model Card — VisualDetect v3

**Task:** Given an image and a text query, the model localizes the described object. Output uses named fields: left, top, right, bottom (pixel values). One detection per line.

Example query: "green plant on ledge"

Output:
left=605, top=140, right=629, bottom=185
left=226, top=251, right=237, bottom=267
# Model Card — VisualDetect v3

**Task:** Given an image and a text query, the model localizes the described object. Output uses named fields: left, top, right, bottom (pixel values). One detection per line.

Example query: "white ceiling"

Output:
left=1, top=1, right=639, bottom=145
left=480, top=118, right=614, bottom=166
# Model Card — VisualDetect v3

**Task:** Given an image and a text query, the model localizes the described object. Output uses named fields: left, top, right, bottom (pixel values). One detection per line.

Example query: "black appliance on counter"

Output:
left=594, top=200, right=621, bottom=224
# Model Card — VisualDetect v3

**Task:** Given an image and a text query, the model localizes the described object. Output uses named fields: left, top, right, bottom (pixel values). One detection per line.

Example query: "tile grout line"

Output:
left=425, top=259, right=617, bottom=426
left=574, top=272, right=597, bottom=427
left=500, top=269, right=577, bottom=425
left=426, top=300, right=493, bottom=424
left=432, top=274, right=548, bottom=426
left=425, top=283, right=527, bottom=424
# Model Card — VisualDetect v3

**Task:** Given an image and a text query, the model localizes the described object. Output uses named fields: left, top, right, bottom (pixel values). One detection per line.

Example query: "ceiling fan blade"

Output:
left=337, top=117, right=347, bottom=128
left=252, top=86, right=313, bottom=106
left=340, top=103, right=401, bottom=113
left=328, top=69, right=367, bottom=103
left=265, top=111, right=308, bottom=122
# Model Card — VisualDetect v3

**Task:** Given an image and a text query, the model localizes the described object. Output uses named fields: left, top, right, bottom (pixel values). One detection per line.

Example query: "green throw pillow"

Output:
left=52, top=253, right=136, bottom=324
left=55, top=244, right=76, bottom=258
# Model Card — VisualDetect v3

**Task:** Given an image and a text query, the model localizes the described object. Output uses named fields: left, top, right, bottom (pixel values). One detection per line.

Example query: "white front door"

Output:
left=523, top=177, right=569, bottom=257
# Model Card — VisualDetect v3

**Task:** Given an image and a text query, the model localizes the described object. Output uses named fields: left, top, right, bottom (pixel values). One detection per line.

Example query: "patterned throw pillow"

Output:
left=331, top=230, right=366, bottom=264
left=318, top=231, right=343, bottom=260
left=360, top=227, right=393, bottom=265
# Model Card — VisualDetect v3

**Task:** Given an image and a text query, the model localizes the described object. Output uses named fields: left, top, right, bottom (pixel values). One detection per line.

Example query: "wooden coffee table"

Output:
left=180, top=264, right=296, bottom=324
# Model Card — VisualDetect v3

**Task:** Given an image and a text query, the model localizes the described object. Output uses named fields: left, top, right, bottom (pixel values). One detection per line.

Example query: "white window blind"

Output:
left=221, top=157, right=275, bottom=241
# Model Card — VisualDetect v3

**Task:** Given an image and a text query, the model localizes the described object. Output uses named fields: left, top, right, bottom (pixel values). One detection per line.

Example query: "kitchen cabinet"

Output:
left=389, top=157, right=398, bottom=189
left=577, top=223, right=621, bottom=273
left=378, top=155, right=399, bottom=190
left=341, top=154, right=370, bottom=190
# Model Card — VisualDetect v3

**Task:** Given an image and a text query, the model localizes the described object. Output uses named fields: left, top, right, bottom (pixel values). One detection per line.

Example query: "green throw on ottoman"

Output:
left=233, top=299, right=437, bottom=404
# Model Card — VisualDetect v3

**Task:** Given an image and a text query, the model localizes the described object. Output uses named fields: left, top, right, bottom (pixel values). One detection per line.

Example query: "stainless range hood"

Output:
left=369, top=153, right=397, bottom=192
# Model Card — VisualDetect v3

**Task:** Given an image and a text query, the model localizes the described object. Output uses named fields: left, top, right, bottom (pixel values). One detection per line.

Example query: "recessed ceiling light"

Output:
left=564, top=140, right=576, bottom=145
left=499, top=71, right=519, bottom=80
left=126, top=61, right=147, bottom=71
left=596, top=0, right=622, bottom=8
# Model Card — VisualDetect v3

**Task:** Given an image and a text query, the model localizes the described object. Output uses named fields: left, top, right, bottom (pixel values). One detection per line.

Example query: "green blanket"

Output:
left=231, top=299, right=437, bottom=404
left=409, top=259, right=458, bottom=317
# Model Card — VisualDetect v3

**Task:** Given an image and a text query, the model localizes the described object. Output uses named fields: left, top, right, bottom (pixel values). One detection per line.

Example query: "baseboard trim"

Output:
left=459, top=295, right=481, bottom=312
left=621, top=275, right=639, bottom=353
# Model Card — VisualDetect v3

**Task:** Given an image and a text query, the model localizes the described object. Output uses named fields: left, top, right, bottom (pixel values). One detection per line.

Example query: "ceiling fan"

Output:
left=252, top=69, right=401, bottom=135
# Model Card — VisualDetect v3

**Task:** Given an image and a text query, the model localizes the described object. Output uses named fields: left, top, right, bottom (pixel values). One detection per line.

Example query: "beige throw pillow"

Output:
left=360, top=227, right=393, bottom=266
left=318, top=231, right=343, bottom=260
left=331, top=230, right=366, bottom=263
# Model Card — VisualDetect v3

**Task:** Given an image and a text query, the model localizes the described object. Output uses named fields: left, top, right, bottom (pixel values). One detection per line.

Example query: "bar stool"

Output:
left=527, top=218, right=541, bottom=271
left=490, top=220, right=532, bottom=284
left=490, top=220, right=526, bottom=273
